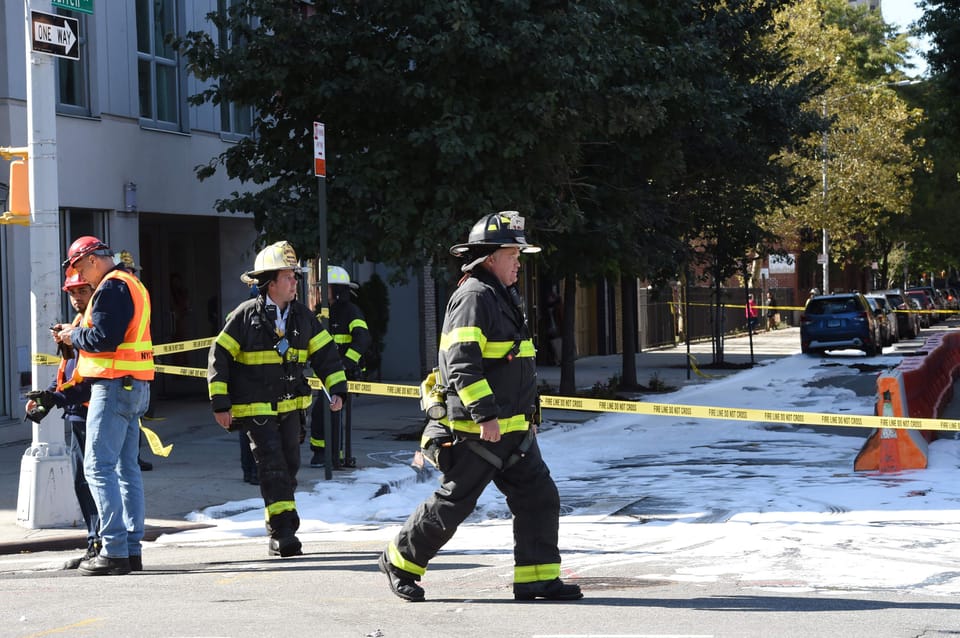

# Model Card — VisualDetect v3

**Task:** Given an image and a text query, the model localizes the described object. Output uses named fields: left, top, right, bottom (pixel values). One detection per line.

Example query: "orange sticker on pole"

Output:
left=313, top=121, right=326, bottom=177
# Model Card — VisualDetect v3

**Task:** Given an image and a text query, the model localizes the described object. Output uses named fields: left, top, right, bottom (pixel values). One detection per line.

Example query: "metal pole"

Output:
left=821, top=97, right=830, bottom=295
left=17, top=0, right=77, bottom=528
left=317, top=173, right=332, bottom=480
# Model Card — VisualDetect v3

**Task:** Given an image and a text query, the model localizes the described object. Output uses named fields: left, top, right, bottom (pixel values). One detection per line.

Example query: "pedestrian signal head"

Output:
left=63, top=236, right=111, bottom=268
left=241, top=241, right=307, bottom=285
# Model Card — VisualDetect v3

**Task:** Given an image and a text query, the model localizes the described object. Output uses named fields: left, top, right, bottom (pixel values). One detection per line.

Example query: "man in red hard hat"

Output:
left=56, top=236, right=154, bottom=576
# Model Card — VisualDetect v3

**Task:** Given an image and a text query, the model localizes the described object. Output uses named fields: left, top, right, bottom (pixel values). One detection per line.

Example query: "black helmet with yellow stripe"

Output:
left=450, top=211, right=541, bottom=272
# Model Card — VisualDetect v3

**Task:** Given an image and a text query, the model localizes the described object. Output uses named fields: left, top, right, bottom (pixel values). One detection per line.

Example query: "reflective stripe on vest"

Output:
left=77, top=270, right=155, bottom=381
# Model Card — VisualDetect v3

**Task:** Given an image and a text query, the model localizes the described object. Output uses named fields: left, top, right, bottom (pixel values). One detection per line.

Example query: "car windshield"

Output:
left=806, top=297, right=860, bottom=315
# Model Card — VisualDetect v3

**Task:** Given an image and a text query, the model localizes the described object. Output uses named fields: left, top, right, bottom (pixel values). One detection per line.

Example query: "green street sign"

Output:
left=51, top=0, right=93, bottom=15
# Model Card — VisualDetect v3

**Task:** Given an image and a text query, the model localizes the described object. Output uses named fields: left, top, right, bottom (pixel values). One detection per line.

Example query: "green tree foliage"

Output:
left=912, top=1, right=960, bottom=280
left=917, top=0, right=960, bottom=137
left=175, top=1, right=606, bottom=269
left=773, top=0, right=922, bottom=287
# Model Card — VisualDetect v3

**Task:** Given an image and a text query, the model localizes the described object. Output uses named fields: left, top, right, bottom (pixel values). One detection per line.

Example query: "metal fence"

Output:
left=639, top=287, right=796, bottom=350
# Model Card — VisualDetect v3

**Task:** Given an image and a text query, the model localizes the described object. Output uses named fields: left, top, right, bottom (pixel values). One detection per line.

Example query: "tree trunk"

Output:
left=559, top=275, right=578, bottom=395
left=712, top=274, right=725, bottom=364
left=620, top=273, right=638, bottom=388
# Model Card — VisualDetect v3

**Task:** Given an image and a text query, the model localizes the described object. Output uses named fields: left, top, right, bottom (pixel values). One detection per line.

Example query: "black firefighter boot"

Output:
left=378, top=552, right=425, bottom=602
left=513, top=578, right=584, bottom=601
left=268, top=534, right=303, bottom=558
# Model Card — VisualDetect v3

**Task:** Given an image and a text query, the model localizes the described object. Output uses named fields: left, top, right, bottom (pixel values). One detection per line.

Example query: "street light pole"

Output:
left=818, top=79, right=919, bottom=297
left=821, top=98, right=829, bottom=295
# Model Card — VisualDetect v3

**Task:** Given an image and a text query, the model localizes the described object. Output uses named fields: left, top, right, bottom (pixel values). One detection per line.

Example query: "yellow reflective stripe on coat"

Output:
left=440, top=326, right=486, bottom=351
left=388, top=541, right=426, bottom=576
left=230, top=396, right=312, bottom=418
left=235, top=349, right=283, bottom=365
left=324, top=369, right=347, bottom=389
left=448, top=413, right=529, bottom=435
left=458, top=378, right=492, bottom=405
left=483, top=339, right=535, bottom=359
left=345, top=348, right=361, bottom=363
left=334, top=334, right=352, bottom=344
left=514, top=563, right=561, bottom=584
left=208, top=381, right=228, bottom=399
left=349, top=318, right=368, bottom=331
left=308, top=331, right=334, bottom=355
left=265, top=500, right=297, bottom=519
left=215, top=331, right=241, bottom=357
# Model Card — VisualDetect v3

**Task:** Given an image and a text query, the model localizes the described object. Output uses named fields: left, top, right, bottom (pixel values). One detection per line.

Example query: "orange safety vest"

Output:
left=57, top=313, right=83, bottom=392
left=76, top=269, right=154, bottom=381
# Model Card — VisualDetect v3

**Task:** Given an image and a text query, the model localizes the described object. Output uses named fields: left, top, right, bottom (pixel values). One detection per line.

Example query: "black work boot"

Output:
left=378, top=552, right=425, bottom=602
left=63, top=543, right=100, bottom=570
left=268, top=535, right=303, bottom=557
left=513, top=578, right=583, bottom=601
left=78, top=555, right=132, bottom=576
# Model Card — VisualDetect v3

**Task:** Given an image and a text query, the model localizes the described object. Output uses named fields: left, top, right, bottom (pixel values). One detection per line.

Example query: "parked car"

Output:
left=866, top=293, right=898, bottom=345
left=877, top=289, right=921, bottom=340
left=941, top=288, right=960, bottom=312
left=905, top=289, right=936, bottom=327
left=908, top=286, right=946, bottom=322
left=800, top=293, right=884, bottom=356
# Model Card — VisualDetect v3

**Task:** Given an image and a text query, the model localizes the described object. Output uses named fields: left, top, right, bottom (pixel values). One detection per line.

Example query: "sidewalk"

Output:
left=0, top=327, right=801, bottom=556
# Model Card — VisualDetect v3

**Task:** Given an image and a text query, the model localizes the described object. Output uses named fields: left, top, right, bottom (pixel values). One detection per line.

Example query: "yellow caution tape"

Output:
left=152, top=337, right=215, bottom=356
left=154, top=363, right=207, bottom=378
left=35, top=336, right=960, bottom=434
left=346, top=379, right=422, bottom=398
left=139, top=420, right=172, bottom=457
left=686, top=354, right=716, bottom=379
left=539, top=394, right=960, bottom=432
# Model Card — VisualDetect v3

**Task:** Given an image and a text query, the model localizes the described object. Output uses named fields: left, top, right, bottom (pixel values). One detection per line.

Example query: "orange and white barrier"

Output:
left=855, top=331, right=960, bottom=472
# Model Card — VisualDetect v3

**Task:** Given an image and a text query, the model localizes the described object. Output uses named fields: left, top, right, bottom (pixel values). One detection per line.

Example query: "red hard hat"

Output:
left=63, top=236, right=110, bottom=268
left=62, top=267, right=88, bottom=291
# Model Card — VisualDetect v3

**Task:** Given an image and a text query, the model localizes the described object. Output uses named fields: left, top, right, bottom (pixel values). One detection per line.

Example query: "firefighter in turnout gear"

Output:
left=379, top=212, right=583, bottom=602
left=309, top=265, right=371, bottom=468
left=207, top=241, right=348, bottom=557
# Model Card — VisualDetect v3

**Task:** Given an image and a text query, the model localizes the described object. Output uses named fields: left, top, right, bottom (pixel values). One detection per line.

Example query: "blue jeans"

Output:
left=84, top=378, right=150, bottom=558
left=69, top=417, right=100, bottom=549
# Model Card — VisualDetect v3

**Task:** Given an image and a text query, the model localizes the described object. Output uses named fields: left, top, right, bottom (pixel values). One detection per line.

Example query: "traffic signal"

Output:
left=7, top=158, right=29, bottom=217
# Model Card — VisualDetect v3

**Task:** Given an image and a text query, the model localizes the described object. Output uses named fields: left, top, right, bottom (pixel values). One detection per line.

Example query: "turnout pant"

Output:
left=240, top=411, right=303, bottom=539
left=388, top=429, right=562, bottom=585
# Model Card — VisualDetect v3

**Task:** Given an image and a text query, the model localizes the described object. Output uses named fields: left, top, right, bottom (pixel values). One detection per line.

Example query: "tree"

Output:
left=772, top=0, right=922, bottom=290
left=175, top=1, right=601, bottom=270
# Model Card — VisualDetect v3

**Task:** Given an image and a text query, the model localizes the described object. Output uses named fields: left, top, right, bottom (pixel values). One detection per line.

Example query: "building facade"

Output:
left=0, top=1, right=426, bottom=445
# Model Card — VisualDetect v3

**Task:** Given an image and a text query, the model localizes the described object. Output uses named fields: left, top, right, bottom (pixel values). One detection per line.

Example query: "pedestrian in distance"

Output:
left=207, top=241, right=348, bottom=558
left=766, top=291, right=779, bottom=330
left=56, top=236, right=154, bottom=576
left=379, top=211, right=583, bottom=603
left=309, top=265, right=371, bottom=469
left=745, top=293, right=759, bottom=335
left=25, top=268, right=100, bottom=569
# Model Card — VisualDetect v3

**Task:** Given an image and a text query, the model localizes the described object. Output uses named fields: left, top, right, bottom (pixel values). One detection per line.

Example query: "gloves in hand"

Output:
left=25, top=390, right=57, bottom=410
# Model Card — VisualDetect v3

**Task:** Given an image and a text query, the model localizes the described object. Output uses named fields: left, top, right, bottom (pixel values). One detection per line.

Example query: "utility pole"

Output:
left=17, top=0, right=78, bottom=528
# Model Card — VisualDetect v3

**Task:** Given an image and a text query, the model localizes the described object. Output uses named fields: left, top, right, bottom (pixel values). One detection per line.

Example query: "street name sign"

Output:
left=51, top=0, right=93, bottom=15
left=31, top=11, right=79, bottom=61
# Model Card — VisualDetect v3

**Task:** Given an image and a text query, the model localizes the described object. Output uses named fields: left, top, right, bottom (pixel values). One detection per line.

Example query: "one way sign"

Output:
left=31, top=10, right=79, bottom=61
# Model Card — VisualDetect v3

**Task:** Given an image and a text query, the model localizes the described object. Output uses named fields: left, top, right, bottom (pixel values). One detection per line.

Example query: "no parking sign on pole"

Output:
left=314, top=121, right=333, bottom=480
